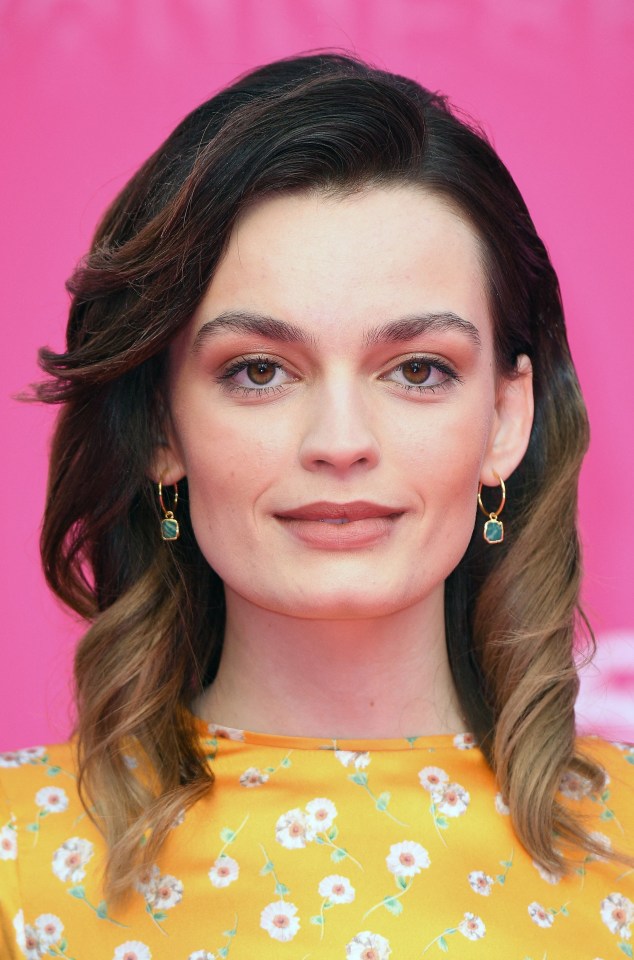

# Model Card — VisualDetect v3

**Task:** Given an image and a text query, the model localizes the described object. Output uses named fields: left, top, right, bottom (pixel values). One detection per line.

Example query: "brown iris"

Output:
left=402, top=359, right=431, bottom=384
left=246, top=361, right=276, bottom=385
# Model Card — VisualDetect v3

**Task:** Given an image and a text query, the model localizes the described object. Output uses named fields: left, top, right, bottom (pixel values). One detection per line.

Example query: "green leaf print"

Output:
left=438, top=936, right=449, bottom=952
left=396, top=876, right=408, bottom=891
left=68, top=885, right=85, bottom=899
left=619, top=943, right=633, bottom=958
left=327, top=825, right=339, bottom=841
left=280, top=756, right=292, bottom=768
left=260, top=861, right=274, bottom=875
left=220, top=828, right=236, bottom=843
left=376, top=792, right=391, bottom=811
left=96, top=901, right=108, bottom=919
left=349, top=772, right=368, bottom=786
left=331, top=848, right=347, bottom=862
left=310, top=915, right=324, bottom=925
left=47, top=766, right=61, bottom=776
left=384, top=895, right=404, bottom=915
left=275, top=882, right=290, bottom=895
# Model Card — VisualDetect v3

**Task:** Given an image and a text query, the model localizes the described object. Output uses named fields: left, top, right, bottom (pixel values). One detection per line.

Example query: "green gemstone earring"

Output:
left=158, top=481, right=180, bottom=541
left=477, top=473, right=506, bottom=544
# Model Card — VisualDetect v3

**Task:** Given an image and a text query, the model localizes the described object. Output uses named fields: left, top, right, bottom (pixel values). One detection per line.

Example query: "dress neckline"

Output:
left=191, top=713, right=478, bottom=753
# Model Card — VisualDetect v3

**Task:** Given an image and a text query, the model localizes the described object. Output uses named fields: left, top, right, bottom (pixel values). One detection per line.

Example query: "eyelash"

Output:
left=217, top=354, right=461, bottom=398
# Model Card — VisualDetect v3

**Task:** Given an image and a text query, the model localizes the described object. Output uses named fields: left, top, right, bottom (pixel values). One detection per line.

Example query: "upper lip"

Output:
left=276, top=501, right=403, bottom=521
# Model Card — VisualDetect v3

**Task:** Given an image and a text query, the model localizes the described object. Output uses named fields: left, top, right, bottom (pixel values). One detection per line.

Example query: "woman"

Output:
left=1, top=53, right=632, bottom=958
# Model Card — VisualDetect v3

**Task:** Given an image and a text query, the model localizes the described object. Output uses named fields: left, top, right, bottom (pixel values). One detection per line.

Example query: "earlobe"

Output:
left=481, top=354, right=534, bottom=486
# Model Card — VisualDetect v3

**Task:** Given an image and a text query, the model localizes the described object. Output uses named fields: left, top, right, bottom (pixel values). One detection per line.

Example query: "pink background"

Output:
left=1, top=0, right=633, bottom=750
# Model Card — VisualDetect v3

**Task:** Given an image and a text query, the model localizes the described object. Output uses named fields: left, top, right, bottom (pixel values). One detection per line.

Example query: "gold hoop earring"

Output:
left=477, top=473, right=506, bottom=544
left=158, top=481, right=180, bottom=541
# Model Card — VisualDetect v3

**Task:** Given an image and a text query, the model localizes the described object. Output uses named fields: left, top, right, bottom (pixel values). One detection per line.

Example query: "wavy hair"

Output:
left=36, top=52, right=615, bottom=899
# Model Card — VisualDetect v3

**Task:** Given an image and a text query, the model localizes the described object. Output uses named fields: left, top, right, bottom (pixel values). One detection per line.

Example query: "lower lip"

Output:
left=276, top=515, right=402, bottom=549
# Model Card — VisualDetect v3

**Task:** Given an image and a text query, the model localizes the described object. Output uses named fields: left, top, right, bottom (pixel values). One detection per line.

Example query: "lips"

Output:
left=275, top=501, right=404, bottom=550
left=275, top=501, right=403, bottom=522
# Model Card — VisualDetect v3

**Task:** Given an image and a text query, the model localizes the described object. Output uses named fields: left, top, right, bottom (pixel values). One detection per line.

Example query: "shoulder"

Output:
left=577, top=735, right=634, bottom=785
left=0, top=741, right=79, bottom=812
left=0, top=741, right=88, bottom=960
left=573, top=736, right=634, bottom=851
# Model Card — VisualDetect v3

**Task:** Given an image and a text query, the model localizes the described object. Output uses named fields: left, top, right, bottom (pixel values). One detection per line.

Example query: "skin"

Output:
left=156, top=186, right=533, bottom=739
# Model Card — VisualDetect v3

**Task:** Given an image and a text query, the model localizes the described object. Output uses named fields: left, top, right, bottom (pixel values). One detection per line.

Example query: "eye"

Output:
left=217, top=355, right=296, bottom=395
left=382, top=356, right=459, bottom=393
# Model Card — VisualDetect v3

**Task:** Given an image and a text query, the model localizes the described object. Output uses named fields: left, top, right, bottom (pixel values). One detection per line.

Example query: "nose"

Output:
left=298, top=375, right=381, bottom=475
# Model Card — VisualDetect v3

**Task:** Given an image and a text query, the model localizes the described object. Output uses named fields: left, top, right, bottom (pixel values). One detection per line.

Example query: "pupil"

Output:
left=404, top=360, right=431, bottom=384
left=247, top=361, right=275, bottom=385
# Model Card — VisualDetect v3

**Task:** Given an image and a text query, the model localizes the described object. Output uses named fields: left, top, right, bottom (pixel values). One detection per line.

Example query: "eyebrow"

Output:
left=192, top=309, right=481, bottom=352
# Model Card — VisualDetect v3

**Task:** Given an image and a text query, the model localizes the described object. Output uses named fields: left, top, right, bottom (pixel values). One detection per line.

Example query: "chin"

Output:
left=249, top=579, right=422, bottom=620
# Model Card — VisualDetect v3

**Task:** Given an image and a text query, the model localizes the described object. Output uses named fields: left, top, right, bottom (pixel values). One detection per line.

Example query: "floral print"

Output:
left=345, top=930, right=391, bottom=959
left=0, top=731, right=632, bottom=957
left=386, top=840, right=430, bottom=877
left=52, top=837, right=94, bottom=883
left=112, top=942, right=151, bottom=960
left=208, top=855, right=239, bottom=888
left=260, top=900, right=300, bottom=941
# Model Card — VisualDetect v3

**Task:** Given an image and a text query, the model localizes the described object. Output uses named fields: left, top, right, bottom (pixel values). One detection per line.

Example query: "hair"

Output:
left=36, top=52, right=618, bottom=900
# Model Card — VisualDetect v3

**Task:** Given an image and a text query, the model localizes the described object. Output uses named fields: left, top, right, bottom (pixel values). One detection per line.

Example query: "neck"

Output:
left=194, top=586, right=465, bottom=739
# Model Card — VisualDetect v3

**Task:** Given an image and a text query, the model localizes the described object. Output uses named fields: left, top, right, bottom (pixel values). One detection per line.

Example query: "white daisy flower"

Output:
left=113, top=941, right=152, bottom=960
left=318, top=874, right=355, bottom=903
left=458, top=912, right=486, bottom=940
left=468, top=870, right=494, bottom=895
left=494, top=792, right=510, bottom=815
left=588, top=832, right=612, bottom=861
left=275, top=808, right=315, bottom=849
left=559, top=769, right=593, bottom=800
left=600, top=892, right=634, bottom=939
left=208, top=855, right=239, bottom=888
left=432, top=782, right=470, bottom=817
left=532, top=860, right=561, bottom=885
left=35, top=786, right=69, bottom=814
left=52, top=837, right=94, bottom=883
left=345, top=930, right=392, bottom=959
left=239, top=767, right=269, bottom=788
left=17, top=746, right=46, bottom=764
left=23, top=923, right=43, bottom=960
left=335, top=750, right=371, bottom=770
left=0, top=752, right=21, bottom=768
left=0, top=825, right=17, bottom=860
left=305, top=798, right=337, bottom=832
left=453, top=732, right=477, bottom=750
left=188, top=952, right=215, bottom=960
left=147, top=873, right=183, bottom=910
left=13, top=910, right=26, bottom=955
left=418, top=766, right=449, bottom=792
left=135, top=864, right=160, bottom=898
left=260, top=900, right=300, bottom=942
left=528, top=901, right=555, bottom=928
left=386, top=840, right=430, bottom=877
left=207, top=724, right=244, bottom=741
left=34, top=914, right=64, bottom=946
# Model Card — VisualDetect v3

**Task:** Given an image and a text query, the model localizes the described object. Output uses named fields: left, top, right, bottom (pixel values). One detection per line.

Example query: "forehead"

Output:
left=191, top=185, right=491, bottom=347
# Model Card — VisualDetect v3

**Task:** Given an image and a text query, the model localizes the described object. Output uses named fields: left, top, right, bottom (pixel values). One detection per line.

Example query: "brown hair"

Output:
left=37, top=52, right=616, bottom=899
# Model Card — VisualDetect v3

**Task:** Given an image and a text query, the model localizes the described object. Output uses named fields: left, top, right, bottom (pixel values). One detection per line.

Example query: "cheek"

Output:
left=176, top=413, right=287, bottom=551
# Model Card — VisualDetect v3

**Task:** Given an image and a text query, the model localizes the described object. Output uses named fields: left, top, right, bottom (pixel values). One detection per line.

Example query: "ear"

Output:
left=480, top=354, right=534, bottom=486
left=148, top=407, right=187, bottom=486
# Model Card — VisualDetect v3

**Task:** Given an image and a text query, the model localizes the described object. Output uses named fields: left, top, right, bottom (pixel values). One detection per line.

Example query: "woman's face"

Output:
left=161, top=186, right=532, bottom=619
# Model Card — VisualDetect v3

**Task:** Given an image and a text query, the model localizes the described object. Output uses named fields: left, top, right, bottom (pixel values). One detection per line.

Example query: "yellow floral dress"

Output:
left=1, top=721, right=633, bottom=959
